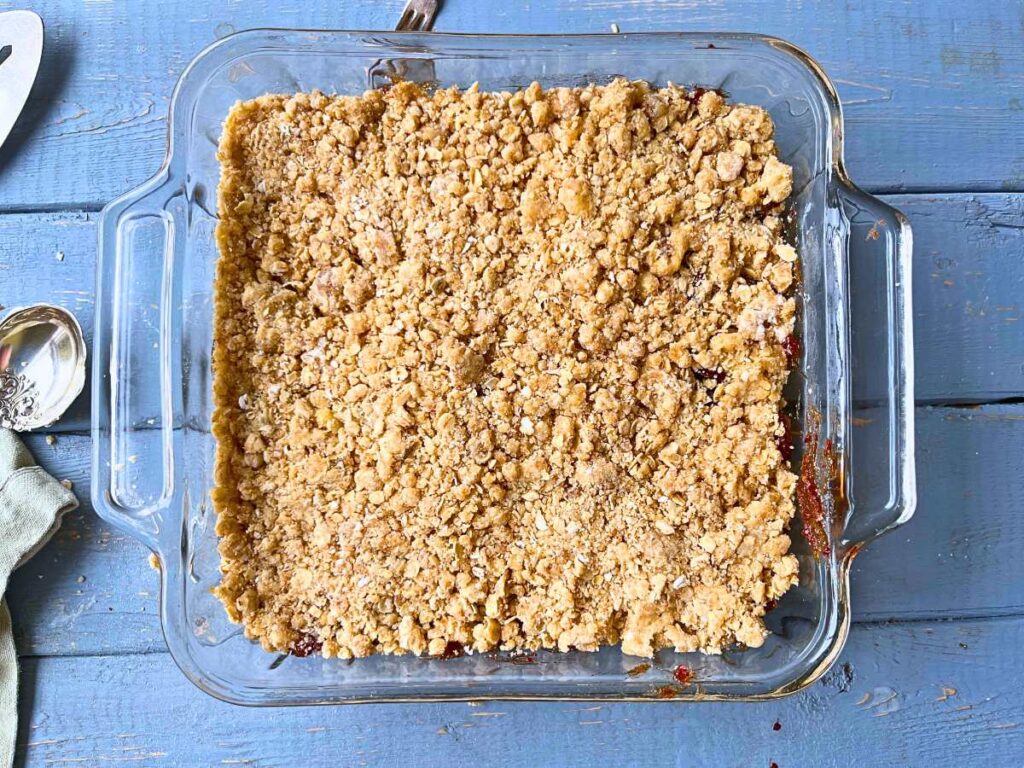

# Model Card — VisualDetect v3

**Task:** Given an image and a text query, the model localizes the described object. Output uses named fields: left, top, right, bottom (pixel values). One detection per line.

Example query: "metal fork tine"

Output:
left=394, top=0, right=440, bottom=32
left=419, top=1, right=440, bottom=31
left=396, top=6, right=415, bottom=31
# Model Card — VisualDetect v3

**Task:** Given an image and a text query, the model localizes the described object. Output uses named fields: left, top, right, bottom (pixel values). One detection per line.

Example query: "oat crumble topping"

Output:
left=212, top=79, right=799, bottom=659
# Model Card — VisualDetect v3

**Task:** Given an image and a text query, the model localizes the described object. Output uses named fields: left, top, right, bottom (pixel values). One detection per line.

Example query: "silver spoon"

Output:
left=0, top=304, right=86, bottom=430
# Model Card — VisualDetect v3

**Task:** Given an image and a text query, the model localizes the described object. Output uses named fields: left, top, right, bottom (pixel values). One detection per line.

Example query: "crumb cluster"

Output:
left=212, top=79, right=799, bottom=659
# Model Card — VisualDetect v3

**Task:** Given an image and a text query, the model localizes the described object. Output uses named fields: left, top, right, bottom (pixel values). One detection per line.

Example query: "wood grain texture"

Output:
left=901, top=195, right=1024, bottom=402
left=15, top=617, right=1024, bottom=767
left=5, top=433, right=165, bottom=658
left=6, top=405, right=1022, bottom=657
left=852, top=405, right=1024, bottom=621
left=0, top=212, right=94, bottom=429
left=2, top=0, right=1024, bottom=208
left=1, top=194, right=1021, bottom=429
left=3, top=2, right=1023, bottom=764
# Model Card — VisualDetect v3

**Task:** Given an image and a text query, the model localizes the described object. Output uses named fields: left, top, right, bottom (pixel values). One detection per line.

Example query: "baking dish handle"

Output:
left=836, top=180, right=917, bottom=555
left=91, top=171, right=181, bottom=552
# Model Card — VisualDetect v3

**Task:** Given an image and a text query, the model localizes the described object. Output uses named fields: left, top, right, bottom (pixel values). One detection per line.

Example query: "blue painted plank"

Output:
left=7, top=404, right=1023, bottom=656
left=2, top=195, right=1022, bottom=423
left=5, top=433, right=165, bottom=657
left=852, top=404, right=1024, bottom=621
left=1, top=0, right=1023, bottom=208
left=16, top=617, right=1024, bottom=767
left=900, top=194, right=1024, bottom=403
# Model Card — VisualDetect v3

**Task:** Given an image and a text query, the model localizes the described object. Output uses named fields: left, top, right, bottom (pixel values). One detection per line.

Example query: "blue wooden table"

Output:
left=2, top=0, right=1023, bottom=765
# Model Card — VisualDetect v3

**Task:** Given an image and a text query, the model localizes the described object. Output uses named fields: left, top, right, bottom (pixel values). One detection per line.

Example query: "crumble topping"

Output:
left=212, top=79, right=798, bottom=659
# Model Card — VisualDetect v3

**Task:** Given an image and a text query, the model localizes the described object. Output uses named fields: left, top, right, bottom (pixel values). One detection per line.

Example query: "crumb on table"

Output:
left=212, top=79, right=798, bottom=659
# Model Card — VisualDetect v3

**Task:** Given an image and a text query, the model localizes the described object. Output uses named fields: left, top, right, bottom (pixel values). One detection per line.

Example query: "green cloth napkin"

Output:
left=0, top=429, right=78, bottom=768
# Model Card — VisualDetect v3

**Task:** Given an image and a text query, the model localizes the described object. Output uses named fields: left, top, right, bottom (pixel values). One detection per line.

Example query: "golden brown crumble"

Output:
left=212, top=79, right=798, bottom=659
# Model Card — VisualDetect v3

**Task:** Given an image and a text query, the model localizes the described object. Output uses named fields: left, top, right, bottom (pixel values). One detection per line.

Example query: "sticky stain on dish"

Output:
left=796, top=408, right=845, bottom=559
left=626, top=663, right=652, bottom=677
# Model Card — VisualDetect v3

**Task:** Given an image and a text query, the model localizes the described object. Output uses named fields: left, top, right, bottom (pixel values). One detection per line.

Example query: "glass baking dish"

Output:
left=92, top=30, right=915, bottom=705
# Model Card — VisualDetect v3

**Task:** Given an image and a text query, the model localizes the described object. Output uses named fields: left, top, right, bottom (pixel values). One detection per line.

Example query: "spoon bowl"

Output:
left=0, top=304, right=87, bottom=430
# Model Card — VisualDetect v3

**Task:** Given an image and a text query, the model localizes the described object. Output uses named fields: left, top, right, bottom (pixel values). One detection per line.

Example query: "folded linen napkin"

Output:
left=0, top=429, right=78, bottom=768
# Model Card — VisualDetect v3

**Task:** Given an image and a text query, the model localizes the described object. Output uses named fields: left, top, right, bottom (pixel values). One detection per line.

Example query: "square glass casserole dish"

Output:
left=92, top=30, right=916, bottom=705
